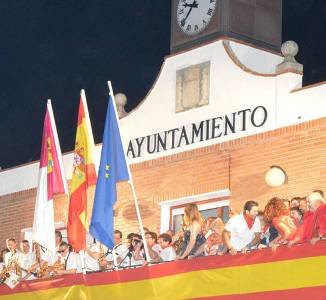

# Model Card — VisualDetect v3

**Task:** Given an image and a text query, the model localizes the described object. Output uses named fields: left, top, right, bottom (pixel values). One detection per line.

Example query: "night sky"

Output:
left=0, top=1, right=325, bottom=169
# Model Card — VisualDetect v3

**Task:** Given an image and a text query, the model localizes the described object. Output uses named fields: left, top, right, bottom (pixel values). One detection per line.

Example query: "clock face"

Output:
left=177, top=0, right=217, bottom=36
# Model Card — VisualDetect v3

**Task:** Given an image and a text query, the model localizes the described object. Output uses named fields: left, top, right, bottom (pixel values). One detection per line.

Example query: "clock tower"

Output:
left=171, top=0, right=282, bottom=53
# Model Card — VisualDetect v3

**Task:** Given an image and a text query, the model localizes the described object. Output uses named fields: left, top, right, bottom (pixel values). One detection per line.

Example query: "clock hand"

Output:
left=183, top=0, right=198, bottom=9
left=181, top=0, right=198, bottom=27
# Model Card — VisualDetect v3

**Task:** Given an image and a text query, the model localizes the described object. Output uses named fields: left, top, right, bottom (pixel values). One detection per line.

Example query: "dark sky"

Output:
left=0, top=0, right=325, bottom=169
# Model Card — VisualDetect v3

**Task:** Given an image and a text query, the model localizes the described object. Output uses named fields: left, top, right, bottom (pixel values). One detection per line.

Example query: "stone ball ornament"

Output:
left=115, top=93, right=127, bottom=106
left=281, top=40, right=299, bottom=58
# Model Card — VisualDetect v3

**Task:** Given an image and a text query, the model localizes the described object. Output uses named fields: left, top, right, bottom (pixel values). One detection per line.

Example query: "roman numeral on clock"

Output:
left=178, top=8, right=184, bottom=15
left=207, top=8, right=213, bottom=16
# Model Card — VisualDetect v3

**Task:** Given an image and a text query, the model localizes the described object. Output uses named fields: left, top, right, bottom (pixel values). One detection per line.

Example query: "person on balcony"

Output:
left=299, top=198, right=309, bottom=213
left=19, top=240, right=36, bottom=279
left=290, top=207, right=304, bottom=225
left=307, top=190, right=326, bottom=244
left=4, top=239, right=22, bottom=269
left=145, top=231, right=161, bottom=261
left=158, top=234, right=176, bottom=262
left=223, top=201, right=261, bottom=255
left=203, top=218, right=225, bottom=256
left=264, top=197, right=298, bottom=250
left=104, top=230, right=129, bottom=268
left=174, top=203, right=206, bottom=260
left=290, top=197, right=301, bottom=208
left=129, top=234, right=145, bottom=267
left=55, top=242, right=82, bottom=275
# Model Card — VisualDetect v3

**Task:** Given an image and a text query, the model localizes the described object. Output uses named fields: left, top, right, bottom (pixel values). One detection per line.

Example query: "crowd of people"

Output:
left=0, top=190, right=325, bottom=284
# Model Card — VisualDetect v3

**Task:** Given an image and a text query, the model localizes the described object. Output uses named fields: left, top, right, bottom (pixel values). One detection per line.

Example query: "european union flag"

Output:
left=90, top=95, right=129, bottom=249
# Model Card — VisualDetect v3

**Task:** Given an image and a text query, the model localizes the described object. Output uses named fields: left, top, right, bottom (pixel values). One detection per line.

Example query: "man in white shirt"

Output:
left=84, top=241, right=101, bottom=272
left=4, top=238, right=22, bottom=269
left=223, top=201, right=261, bottom=255
left=37, top=230, right=63, bottom=266
left=19, top=240, right=36, bottom=279
left=158, top=234, right=176, bottom=262
left=108, top=230, right=129, bottom=268
left=55, top=242, right=82, bottom=275
left=145, top=231, right=161, bottom=261
left=3, top=238, right=24, bottom=282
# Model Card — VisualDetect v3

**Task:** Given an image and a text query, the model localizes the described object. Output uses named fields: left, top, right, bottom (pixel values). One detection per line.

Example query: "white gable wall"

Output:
left=0, top=39, right=325, bottom=196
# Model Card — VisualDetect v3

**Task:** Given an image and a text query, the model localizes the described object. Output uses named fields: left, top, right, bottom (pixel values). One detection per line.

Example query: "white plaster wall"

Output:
left=228, top=41, right=283, bottom=74
left=121, top=40, right=279, bottom=163
left=276, top=80, right=326, bottom=127
left=0, top=40, right=325, bottom=196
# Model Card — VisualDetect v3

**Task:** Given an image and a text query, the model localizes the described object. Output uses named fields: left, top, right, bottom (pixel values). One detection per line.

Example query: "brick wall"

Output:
left=0, top=189, right=36, bottom=245
left=0, top=118, right=325, bottom=249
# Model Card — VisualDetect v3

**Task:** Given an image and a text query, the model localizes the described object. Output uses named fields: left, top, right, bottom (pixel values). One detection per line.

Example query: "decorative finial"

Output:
left=114, top=93, right=128, bottom=118
left=276, top=41, right=303, bottom=74
left=281, top=40, right=299, bottom=59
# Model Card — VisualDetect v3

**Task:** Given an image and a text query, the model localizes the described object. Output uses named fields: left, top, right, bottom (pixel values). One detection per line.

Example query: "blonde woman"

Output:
left=174, top=203, right=206, bottom=259
left=191, top=217, right=226, bottom=257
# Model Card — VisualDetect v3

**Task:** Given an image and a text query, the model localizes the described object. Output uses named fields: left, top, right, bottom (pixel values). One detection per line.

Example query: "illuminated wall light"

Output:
left=264, top=165, right=288, bottom=187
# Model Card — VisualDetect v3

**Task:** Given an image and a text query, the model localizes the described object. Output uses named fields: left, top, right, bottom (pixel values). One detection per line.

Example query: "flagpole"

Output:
left=80, top=90, right=95, bottom=148
left=80, top=90, right=98, bottom=175
left=107, top=81, right=151, bottom=263
left=47, top=99, right=69, bottom=195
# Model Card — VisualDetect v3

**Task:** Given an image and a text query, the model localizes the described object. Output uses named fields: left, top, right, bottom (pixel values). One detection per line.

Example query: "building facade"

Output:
left=0, top=0, right=325, bottom=249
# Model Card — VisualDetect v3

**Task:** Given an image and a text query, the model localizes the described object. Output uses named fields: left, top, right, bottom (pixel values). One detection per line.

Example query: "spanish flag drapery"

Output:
left=67, top=90, right=97, bottom=252
left=0, top=241, right=325, bottom=299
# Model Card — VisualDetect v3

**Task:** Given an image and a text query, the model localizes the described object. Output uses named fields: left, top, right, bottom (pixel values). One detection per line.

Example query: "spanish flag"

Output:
left=32, top=100, right=68, bottom=256
left=67, top=90, right=97, bottom=252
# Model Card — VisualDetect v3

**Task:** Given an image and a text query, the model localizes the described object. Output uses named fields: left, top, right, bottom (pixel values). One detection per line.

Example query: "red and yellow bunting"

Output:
left=0, top=242, right=325, bottom=300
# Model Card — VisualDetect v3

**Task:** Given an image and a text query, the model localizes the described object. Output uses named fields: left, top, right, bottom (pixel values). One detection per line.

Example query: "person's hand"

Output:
left=99, top=259, right=107, bottom=268
left=176, top=255, right=184, bottom=260
left=241, top=247, right=249, bottom=254
left=258, top=244, right=267, bottom=250
left=287, top=240, right=295, bottom=248
left=271, top=243, right=280, bottom=252
left=27, top=266, right=36, bottom=273
left=134, top=241, right=143, bottom=251
left=310, top=237, right=320, bottom=245
left=228, top=248, right=237, bottom=255
left=55, top=269, right=65, bottom=276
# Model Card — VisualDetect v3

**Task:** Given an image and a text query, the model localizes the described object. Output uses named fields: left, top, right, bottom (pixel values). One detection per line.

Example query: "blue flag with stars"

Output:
left=90, top=95, right=129, bottom=249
